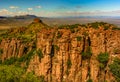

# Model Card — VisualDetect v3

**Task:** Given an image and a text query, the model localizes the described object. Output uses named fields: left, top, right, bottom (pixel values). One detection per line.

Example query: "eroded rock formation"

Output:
left=0, top=23, right=120, bottom=82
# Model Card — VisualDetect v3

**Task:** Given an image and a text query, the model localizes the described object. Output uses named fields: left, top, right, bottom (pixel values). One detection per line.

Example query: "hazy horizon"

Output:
left=0, top=0, right=120, bottom=17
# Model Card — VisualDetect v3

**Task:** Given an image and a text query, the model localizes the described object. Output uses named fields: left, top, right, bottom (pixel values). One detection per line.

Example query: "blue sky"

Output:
left=0, top=0, right=120, bottom=17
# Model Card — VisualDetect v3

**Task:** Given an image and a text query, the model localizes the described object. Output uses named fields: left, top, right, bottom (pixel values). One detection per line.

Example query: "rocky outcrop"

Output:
left=27, top=27, right=119, bottom=82
left=0, top=38, right=33, bottom=61
left=0, top=25, right=120, bottom=82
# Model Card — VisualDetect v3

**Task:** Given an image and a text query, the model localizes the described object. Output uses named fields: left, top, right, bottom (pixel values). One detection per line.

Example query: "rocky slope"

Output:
left=0, top=21, right=120, bottom=82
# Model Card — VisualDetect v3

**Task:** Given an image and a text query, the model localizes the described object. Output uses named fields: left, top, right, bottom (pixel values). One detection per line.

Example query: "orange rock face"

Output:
left=0, top=26, right=120, bottom=82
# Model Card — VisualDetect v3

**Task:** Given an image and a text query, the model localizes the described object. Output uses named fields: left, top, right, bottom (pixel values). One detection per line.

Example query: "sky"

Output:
left=0, top=0, right=120, bottom=17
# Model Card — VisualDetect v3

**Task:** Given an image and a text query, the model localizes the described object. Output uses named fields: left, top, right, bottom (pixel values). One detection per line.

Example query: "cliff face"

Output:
left=0, top=25, right=120, bottom=82
left=0, top=38, right=33, bottom=61
left=28, top=27, right=119, bottom=82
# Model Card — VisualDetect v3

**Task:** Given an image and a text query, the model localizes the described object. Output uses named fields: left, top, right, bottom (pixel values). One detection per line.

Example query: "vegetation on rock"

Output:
left=36, top=48, right=44, bottom=61
left=97, top=52, right=109, bottom=69
left=76, top=36, right=82, bottom=41
left=109, top=58, right=120, bottom=82
left=0, top=65, right=40, bottom=82
left=82, top=46, right=92, bottom=60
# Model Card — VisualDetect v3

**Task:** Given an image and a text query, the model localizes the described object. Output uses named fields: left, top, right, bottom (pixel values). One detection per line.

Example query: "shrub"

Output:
left=87, top=78, right=93, bottom=82
left=91, top=22, right=99, bottom=29
left=57, top=31, right=62, bottom=38
left=97, top=52, right=109, bottom=69
left=83, top=32, right=89, bottom=36
left=36, top=49, right=44, bottom=60
left=104, top=26, right=109, bottom=30
left=0, top=65, right=40, bottom=82
left=76, top=36, right=82, bottom=41
left=3, top=57, right=17, bottom=65
left=82, top=46, right=92, bottom=60
left=69, top=24, right=79, bottom=29
left=109, top=58, right=120, bottom=82
left=67, top=58, right=72, bottom=69
left=97, top=52, right=109, bottom=64
left=54, top=45, right=59, bottom=51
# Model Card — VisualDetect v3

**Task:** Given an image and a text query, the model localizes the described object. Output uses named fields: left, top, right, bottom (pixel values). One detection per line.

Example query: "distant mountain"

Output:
left=13, top=15, right=38, bottom=19
left=0, top=16, right=6, bottom=19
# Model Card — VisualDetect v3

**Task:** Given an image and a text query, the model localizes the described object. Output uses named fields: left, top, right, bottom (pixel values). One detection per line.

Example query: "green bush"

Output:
left=91, top=22, right=99, bottom=29
left=54, top=45, right=59, bottom=51
left=0, top=65, right=40, bottom=82
left=67, top=58, right=72, bottom=69
left=69, top=24, right=79, bottom=29
left=97, top=52, right=109, bottom=69
left=109, top=58, right=120, bottom=82
left=97, top=52, right=109, bottom=64
left=76, top=36, right=82, bottom=41
left=3, top=57, right=18, bottom=65
left=82, top=46, right=92, bottom=60
left=36, top=49, right=44, bottom=60
left=87, top=78, right=93, bottom=82
left=58, top=24, right=79, bottom=29
left=83, top=32, right=89, bottom=36
left=104, top=26, right=109, bottom=30
left=57, top=31, right=62, bottom=38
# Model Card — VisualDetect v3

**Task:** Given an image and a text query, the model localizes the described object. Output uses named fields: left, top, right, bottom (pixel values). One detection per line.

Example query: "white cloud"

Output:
left=1, top=9, right=8, bottom=12
left=28, top=8, right=33, bottom=11
left=0, top=9, right=12, bottom=16
left=35, top=6, right=42, bottom=8
left=9, top=6, right=19, bottom=9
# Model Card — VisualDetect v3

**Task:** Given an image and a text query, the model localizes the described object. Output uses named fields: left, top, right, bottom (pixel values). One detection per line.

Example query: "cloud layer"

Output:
left=28, top=8, right=33, bottom=11
left=9, top=6, right=19, bottom=9
left=0, top=5, right=120, bottom=17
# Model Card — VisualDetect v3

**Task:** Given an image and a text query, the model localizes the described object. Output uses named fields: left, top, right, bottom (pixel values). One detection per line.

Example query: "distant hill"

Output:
left=0, top=16, right=6, bottom=19
left=0, top=15, right=39, bottom=29
left=13, top=15, right=38, bottom=19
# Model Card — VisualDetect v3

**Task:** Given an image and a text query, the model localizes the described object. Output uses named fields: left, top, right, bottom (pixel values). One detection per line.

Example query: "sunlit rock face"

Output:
left=0, top=22, right=120, bottom=82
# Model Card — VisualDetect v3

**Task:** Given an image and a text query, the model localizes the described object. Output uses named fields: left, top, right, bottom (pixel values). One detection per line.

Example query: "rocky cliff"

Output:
left=0, top=21, right=120, bottom=82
